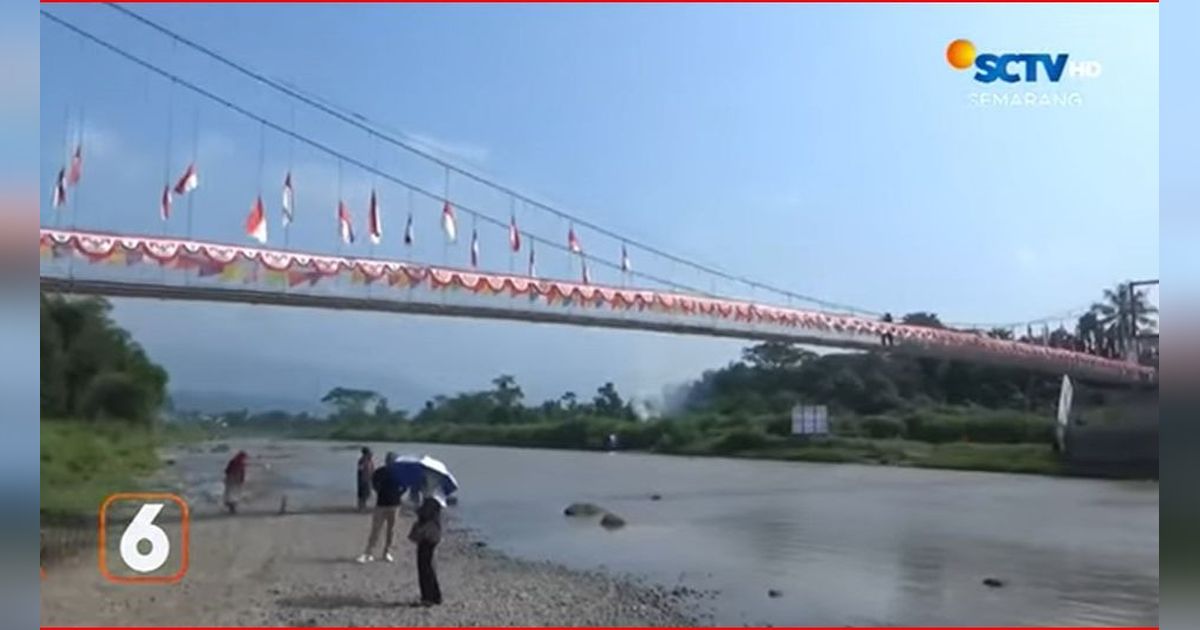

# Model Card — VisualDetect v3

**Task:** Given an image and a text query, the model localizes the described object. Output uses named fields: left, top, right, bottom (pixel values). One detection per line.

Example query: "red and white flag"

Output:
left=470, top=229, right=480, bottom=268
left=160, top=185, right=172, bottom=220
left=581, top=258, right=591, bottom=285
left=441, top=200, right=457, bottom=242
left=52, top=167, right=67, bottom=208
left=281, top=171, right=294, bottom=226
left=367, top=189, right=383, bottom=245
left=245, top=195, right=268, bottom=244
left=173, top=162, right=199, bottom=196
left=403, top=212, right=414, bottom=246
left=568, top=225, right=582, bottom=253
left=620, top=244, right=631, bottom=273
left=508, top=215, right=521, bottom=252
left=338, top=201, right=355, bottom=244
left=528, top=244, right=537, bottom=277
left=66, top=145, right=83, bottom=187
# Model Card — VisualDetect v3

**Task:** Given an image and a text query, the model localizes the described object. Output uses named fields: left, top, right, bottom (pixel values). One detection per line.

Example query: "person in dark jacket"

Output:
left=357, top=452, right=403, bottom=563
left=223, top=451, right=249, bottom=514
left=880, top=312, right=896, bottom=347
left=356, top=447, right=375, bottom=512
left=408, top=496, right=443, bottom=605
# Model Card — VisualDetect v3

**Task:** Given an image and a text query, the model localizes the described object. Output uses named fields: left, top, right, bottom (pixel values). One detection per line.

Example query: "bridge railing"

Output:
left=40, top=228, right=1157, bottom=386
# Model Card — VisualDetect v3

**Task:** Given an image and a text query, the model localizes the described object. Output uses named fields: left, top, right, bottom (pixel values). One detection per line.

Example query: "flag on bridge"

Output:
left=281, top=171, right=294, bottom=226
left=528, top=244, right=536, bottom=277
left=581, top=258, right=591, bottom=285
left=66, top=144, right=83, bottom=187
left=508, top=214, right=521, bottom=252
left=470, top=229, right=480, bottom=268
left=160, top=185, right=172, bottom=220
left=338, top=200, right=355, bottom=244
left=368, top=189, right=383, bottom=245
left=404, top=212, right=414, bottom=246
left=568, top=225, right=582, bottom=253
left=52, top=167, right=67, bottom=208
left=245, top=195, right=267, bottom=244
left=441, top=200, right=457, bottom=242
left=620, top=244, right=631, bottom=273
left=174, top=162, right=199, bottom=196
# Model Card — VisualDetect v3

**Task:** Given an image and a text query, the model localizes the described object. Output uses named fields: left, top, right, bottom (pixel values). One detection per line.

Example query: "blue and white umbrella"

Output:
left=389, top=454, right=459, bottom=498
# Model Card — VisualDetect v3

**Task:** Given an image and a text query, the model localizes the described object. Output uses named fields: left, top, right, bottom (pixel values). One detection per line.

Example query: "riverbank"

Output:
left=39, top=442, right=698, bottom=627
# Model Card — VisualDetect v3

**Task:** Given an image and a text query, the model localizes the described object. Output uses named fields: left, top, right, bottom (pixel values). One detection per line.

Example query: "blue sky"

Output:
left=38, top=4, right=1159, bottom=411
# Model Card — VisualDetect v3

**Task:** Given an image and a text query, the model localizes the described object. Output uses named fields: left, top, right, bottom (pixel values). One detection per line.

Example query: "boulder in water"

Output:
left=649, top=493, right=663, bottom=501
left=982, top=577, right=1005, bottom=588
left=767, top=589, right=783, bottom=598
left=564, top=502, right=604, bottom=517
left=600, top=512, right=627, bottom=529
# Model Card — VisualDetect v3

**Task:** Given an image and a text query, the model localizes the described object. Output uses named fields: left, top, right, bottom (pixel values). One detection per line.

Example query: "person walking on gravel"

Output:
left=408, top=496, right=444, bottom=605
left=357, top=452, right=404, bottom=564
left=223, top=451, right=249, bottom=514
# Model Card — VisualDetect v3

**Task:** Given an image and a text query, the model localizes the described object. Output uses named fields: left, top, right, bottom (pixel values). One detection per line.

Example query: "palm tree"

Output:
left=1075, top=311, right=1102, bottom=353
left=1090, top=283, right=1158, bottom=354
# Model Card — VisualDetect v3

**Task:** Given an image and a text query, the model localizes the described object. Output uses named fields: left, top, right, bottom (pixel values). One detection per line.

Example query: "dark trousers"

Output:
left=417, top=542, right=441, bottom=604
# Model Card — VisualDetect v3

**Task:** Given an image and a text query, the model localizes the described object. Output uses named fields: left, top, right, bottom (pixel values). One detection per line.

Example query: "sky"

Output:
left=38, top=3, right=1159, bottom=413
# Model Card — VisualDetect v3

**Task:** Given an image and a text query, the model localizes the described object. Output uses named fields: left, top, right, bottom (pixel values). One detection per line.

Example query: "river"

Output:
left=179, top=439, right=1158, bottom=627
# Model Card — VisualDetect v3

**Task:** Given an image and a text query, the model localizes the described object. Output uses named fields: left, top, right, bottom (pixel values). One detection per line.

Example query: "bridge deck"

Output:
left=40, top=228, right=1156, bottom=386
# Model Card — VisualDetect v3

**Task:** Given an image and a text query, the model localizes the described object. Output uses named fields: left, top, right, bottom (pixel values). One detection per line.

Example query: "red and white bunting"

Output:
left=173, top=162, right=199, bottom=196
left=368, top=189, right=383, bottom=245
left=338, top=201, right=355, bottom=244
left=441, top=200, right=457, bottom=242
left=281, top=171, right=294, bottom=226
left=245, top=195, right=267, bottom=244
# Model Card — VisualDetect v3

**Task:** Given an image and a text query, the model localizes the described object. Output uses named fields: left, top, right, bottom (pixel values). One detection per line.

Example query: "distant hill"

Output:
left=169, top=389, right=326, bottom=416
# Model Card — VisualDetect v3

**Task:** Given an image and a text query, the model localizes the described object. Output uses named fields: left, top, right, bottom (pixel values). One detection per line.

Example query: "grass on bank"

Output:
left=41, top=420, right=162, bottom=520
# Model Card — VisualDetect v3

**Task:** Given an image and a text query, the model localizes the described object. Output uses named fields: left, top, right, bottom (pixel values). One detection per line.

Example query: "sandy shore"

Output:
left=41, top=504, right=696, bottom=627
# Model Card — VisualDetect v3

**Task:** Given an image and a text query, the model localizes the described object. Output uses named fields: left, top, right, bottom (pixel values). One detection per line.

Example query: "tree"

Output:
left=560, top=391, right=579, bottom=411
left=593, top=382, right=628, bottom=418
left=741, top=341, right=814, bottom=371
left=901, top=312, right=944, bottom=328
left=320, top=387, right=381, bottom=419
left=491, top=374, right=524, bottom=409
left=1091, top=283, right=1158, bottom=351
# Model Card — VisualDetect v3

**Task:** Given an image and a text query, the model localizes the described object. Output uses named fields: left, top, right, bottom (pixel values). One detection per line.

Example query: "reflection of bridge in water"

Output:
left=41, top=228, right=1155, bottom=386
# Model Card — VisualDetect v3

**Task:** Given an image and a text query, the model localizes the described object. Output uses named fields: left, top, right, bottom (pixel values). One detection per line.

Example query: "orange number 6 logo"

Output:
left=99, top=493, right=189, bottom=584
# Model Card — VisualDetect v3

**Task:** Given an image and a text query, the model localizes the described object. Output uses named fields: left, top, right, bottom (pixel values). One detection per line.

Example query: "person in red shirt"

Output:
left=223, top=451, right=249, bottom=514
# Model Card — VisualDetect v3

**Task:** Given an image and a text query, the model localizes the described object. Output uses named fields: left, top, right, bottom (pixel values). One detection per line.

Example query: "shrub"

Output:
left=860, top=415, right=905, bottom=439
left=79, top=372, right=155, bottom=423
left=711, top=427, right=770, bottom=454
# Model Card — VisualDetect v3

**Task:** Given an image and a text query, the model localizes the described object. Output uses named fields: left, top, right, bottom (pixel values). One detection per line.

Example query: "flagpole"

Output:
left=285, top=105, right=294, bottom=250
left=71, top=106, right=85, bottom=230
left=162, top=79, right=176, bottom=238
left=55, top=105, right=69, bottom=229
left=186, top=107, right=198, bottom=239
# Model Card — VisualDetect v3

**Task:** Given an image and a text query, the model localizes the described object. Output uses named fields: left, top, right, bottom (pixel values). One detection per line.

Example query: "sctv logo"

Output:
left=946, top=39, right=1101, bottom=83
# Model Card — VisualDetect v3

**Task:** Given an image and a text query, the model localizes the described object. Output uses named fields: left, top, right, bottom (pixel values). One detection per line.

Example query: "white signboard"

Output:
left=791, top=404, right=830, bottom=436
left=1057, top=374, right=1074, bottom=427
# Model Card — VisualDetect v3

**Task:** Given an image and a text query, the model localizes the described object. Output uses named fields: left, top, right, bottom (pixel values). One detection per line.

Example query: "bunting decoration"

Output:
left=173, top=162, right=199, bottom=196
left=38, top=226, right=1156, bottom=386
left=368, top=189, right=383, bottom=245
left=52, top=167, right=67, bottom=209
left=245, top=195, right=267, bottom=244
left=66, top=144, right=83, bottom=187
left=281, top=171, right=294, bottom=226
left=338, top=201, right=355, bottom=244
left=509, top=215, right=521, bottom=252
left=470, top=229, right=480, bottom=268
left=568, top=225, right=582, bottom=253
left=441, top=200, right=457, bottom=242
left=160, top=185, right=172, bottom=221
left=404, top=212, right=414, bottom=246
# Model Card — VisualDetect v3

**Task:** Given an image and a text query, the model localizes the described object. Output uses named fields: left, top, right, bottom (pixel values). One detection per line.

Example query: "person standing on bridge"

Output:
left=356, top=447, right=375, bottom=512
left=880, top=312, right=896, bottom=347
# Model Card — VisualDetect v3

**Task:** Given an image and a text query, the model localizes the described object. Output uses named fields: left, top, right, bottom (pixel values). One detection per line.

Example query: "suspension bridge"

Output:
left=39, top=6, right=1157, bottom=387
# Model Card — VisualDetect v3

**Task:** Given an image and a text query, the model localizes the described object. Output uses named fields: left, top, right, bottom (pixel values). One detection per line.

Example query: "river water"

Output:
left=183, top=440, right=1158, bottom=627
